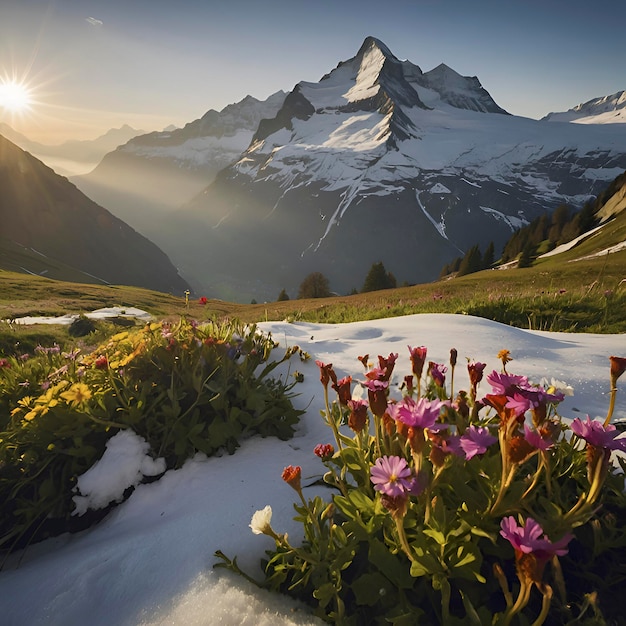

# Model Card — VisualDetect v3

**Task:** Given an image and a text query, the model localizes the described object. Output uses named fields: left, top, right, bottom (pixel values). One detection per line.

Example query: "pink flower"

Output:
left=523, top=424, right=554, bottom=451
left=460, top=425, right=497, bottom=460
left=500, top=516, right=573, bottom=560
left=391, top=397, right=445, bottom=431
left=570, top=416, right=626, bottom=453
left=486, top=370, right=529, bottom=395
left=370, top=455, right=413, bottom=498
left=0, top=358, right=11, bottom=368
left=505, top=392, right=532, bottom=417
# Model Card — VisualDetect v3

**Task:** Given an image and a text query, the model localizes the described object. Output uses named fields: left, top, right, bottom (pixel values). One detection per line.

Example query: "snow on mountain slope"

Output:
left=119, top=92, right=286, bottom=168
left=543, top=90, right=626, bottom=124
left=169, top=37, right=626, bottom=301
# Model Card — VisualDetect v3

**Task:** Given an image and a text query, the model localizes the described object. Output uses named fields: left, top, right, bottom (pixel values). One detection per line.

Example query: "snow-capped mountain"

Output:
left=74, top=92, right=286, bottom=226
left=542, top=90, right=626, bottom=124
left=167, top=37, right=626, bottom=301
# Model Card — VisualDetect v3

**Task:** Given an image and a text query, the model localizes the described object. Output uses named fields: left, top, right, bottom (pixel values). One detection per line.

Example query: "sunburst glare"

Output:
left=0, top=79, right=33, bottom=113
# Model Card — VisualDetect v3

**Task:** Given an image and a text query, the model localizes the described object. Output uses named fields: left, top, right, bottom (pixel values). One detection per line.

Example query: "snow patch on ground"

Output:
left=0, top=314, right=624, bottom=625
left=73, top=431, right=166, bottom=516
left=7, top=306, right=153, bottom=325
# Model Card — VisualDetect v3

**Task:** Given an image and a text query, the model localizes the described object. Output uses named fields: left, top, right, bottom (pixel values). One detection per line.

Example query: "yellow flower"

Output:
left=24, top=408, right=40, bottom=421
left=111, top=331, right=129, bottom=342
left=60, top=383, right=92, bottom=407
left=497, top=349, right=512, bottom=364
left=119, top=341, right=145, bottom=367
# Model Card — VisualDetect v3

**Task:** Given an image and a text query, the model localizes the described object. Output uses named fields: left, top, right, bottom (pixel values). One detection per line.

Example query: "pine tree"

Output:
left=517, top=242, right=536, bottom=268
left=548, top=204, right=570, bottom=243
left=482, top=241, right=495, bottom=269
left=456, top=245, right=482, bottom=276
left=276, top=288, right=290, bottom=302
left=362, top=262, right=397, bottom=292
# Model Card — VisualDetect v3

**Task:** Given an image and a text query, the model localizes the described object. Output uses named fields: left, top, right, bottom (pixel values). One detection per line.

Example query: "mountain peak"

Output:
left=355, top=36, right=395, bottom=60
left=420, top=63, right=508, bottom=114
left=542, top=89, right=626, bottom=124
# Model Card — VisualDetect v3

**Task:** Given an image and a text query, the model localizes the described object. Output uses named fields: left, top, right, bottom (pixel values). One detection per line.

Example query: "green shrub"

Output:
left=68, top=314, right=97, bottom=337
left=0, top=318, right=305, bottom=561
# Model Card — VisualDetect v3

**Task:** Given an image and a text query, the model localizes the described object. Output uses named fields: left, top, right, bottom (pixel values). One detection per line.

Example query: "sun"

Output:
left=0, top=80, right=33, bottom=113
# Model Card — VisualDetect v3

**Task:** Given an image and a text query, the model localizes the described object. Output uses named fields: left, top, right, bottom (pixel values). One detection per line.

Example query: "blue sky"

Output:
left=1, top=0, right=625, bottom=142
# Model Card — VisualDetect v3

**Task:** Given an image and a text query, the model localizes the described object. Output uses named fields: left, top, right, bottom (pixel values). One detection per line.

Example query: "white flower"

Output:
left=540, top=377, right=574, bottom=397
left=249, top=505, right=273, bottom=535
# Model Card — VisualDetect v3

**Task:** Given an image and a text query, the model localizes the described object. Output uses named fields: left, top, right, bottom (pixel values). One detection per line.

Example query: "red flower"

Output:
left=347, top=399, right=368, bottom=433
left=315, top=360, right=337, bottom=388
left=610, top=356, right=626, bottom=384
left=467, top=361, right=486, bottom=388
left=332, top=376, right=352, bottom=406
left=314, top=443, right=335, bottom=460
left=282, top=465, right=302, bottom=492
left=198, top=296, right=208, bottom=305
left=408, top=345, right=427, bottom=379
left=94, top=355, right=108, bottom=370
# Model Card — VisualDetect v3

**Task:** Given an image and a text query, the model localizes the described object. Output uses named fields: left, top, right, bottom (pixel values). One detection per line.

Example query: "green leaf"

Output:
left=368, top=538, right=414, bottom=589
left=350, top=572, right=390, bottom=607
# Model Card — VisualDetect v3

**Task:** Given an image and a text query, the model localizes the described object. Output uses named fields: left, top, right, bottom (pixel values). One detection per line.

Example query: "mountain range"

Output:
left=0, top=123, right=144, bottom=177
left=0, top=135, right=190, bottom=294
left=71, top=37, right=626, bottom=302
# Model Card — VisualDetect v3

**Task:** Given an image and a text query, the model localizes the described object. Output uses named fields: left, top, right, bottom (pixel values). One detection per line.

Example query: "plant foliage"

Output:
left=0, top=318, right=304, bottom=561
left=218, top=349, right=626, bottom=624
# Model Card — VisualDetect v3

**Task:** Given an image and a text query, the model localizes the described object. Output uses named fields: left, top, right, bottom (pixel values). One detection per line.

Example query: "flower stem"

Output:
left=531, top=583, right=553, bottom=626
left=394, top=516, right=416, bottom=563
left=502, top=580, right=532, bottom=626
left=604, top=387, right=617, bottom=427
left=323, top=386, right=343, bottom=451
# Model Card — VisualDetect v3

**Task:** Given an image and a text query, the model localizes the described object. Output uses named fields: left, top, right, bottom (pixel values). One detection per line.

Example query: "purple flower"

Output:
left=370, top=455, right=413, bottom=498
left=570, top=416, right=626, bottom=453
left=429, top=432, right=463, bottom=466
left=460, top=425, right=498, bottom=460
left=428, top=362, right=447, bottom=387
left=486, top=370, right=529, bottom=395
left=524, top=425, right=554, bottom=451
left=500, top=516, right=573, bottom=560
left=391, top=397, right=445, bottom=431
left=505, top=392, right=532, bottom=417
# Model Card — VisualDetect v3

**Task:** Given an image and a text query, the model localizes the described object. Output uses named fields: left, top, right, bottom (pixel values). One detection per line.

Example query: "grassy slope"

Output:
left=1, top=203, right=624, bottom=344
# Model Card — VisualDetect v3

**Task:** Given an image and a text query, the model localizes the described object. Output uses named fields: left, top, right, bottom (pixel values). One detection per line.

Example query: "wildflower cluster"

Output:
left=0, top=319, right=304, bottom=561
left=221, top=346, right=626, bottom=624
